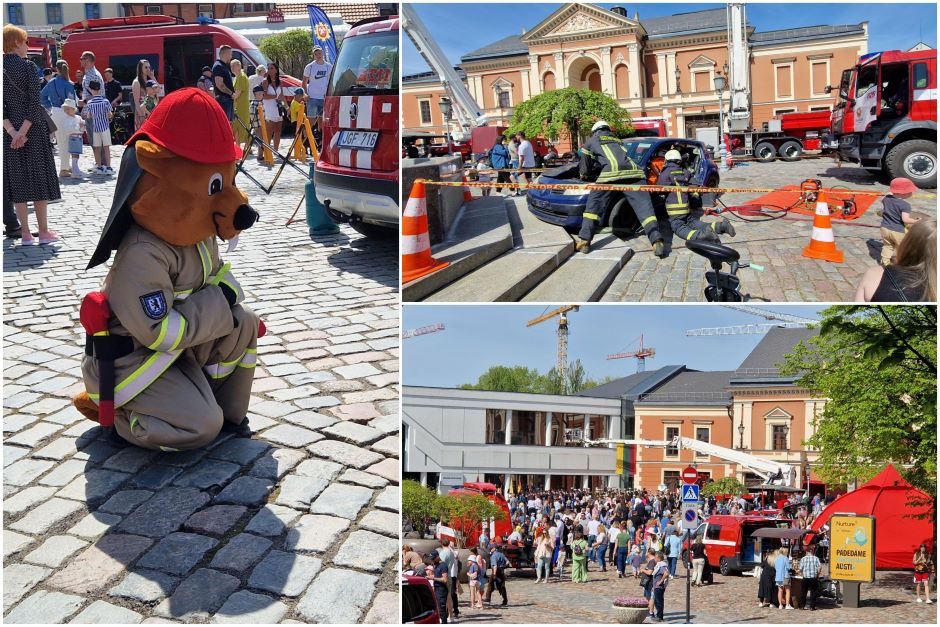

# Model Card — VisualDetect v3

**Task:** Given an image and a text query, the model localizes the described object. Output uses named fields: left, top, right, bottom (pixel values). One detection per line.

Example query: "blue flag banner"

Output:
left=307, top=5, right=338, bottom=65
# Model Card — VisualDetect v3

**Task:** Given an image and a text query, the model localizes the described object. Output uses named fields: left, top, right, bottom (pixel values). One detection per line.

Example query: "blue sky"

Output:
left=403, top=304, right=826, bottom=388
left=403, top=1, right=938, bottom=75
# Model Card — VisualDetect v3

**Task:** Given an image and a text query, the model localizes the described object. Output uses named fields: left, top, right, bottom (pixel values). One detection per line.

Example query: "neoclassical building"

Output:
left=402, top=3, right=868, bottom=142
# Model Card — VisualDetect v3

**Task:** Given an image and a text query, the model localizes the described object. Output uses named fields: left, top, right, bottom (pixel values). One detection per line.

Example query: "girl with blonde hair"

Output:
left=856, top=218, right=936, bottom=301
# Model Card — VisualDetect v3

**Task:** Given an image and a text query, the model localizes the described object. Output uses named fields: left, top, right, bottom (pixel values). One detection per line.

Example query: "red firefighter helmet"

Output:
left=127, top=87, right=242, bottom=164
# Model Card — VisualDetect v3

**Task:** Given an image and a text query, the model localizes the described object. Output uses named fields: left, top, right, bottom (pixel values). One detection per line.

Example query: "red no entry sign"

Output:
left=682, top=467, right=698, bottom=483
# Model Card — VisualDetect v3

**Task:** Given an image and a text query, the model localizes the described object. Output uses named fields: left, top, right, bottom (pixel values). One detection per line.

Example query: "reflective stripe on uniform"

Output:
left=174, top=289, right=193, bottom=301
left=196, top=242, right=211, bottom=285
left=160, top=445, right=178, bottom=452
left=205, top=348, right=257, bottom=380
left=667, top=208, right=691, bottom=216
left=686, top=230, right=697, bottom=240
left=89, top=349, right=183, bottom=407
left=147, top=310, right=187, bottom=352
left=583, top=212, right=600, bottom=221
left=641, top=215, right=658, bottom=226
left=129, top=412, right=141, bottom=431
left=600, top=144, right=620, bottom=176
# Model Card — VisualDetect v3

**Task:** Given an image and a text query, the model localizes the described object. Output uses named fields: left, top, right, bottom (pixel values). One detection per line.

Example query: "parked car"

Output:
left=526, top=137, right=721, bottom=236
left=402, top=574, right=440, bottom=624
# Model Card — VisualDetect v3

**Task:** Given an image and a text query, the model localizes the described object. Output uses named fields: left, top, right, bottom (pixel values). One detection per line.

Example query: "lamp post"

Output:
left=439, top=96, right=454, bottom=156
left=713, top=71, right=728, bottom=172
left=674, top=67, right=682, bottom=94
left=738, top=420, right=745, bottom=450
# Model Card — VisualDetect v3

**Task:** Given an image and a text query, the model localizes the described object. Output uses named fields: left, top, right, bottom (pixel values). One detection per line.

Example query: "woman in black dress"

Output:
left=3, top=25, right=61, bottom=245
left=758, top=549, right=779, bottom=608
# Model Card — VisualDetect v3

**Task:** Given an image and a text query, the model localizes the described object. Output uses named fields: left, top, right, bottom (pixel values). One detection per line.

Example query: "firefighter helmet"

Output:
left=591, top=120, right=611, bottom=132
left=665, top=149, right=682, bottom=162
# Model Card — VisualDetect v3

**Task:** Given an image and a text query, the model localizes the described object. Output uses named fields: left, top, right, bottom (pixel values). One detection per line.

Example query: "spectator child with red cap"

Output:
left=879, top=177, right=919, bottom=266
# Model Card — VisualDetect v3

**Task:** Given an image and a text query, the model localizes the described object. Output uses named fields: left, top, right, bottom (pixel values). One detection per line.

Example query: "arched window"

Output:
left=615, top=64, right=630, bottom=98
left=542, top=71, right=556, bottom=92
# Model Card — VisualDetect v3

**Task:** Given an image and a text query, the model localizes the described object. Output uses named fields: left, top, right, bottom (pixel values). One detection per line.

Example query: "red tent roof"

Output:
left=810, top=464, right=934, bottom=569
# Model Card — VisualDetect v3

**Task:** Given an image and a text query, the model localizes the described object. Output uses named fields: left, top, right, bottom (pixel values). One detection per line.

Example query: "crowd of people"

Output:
left=3, top=25, right=332, bottom=244
left=401, top=484, right=902, bottom=623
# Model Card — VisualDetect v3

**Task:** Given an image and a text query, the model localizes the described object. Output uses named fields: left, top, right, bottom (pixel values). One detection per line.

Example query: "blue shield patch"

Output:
left=139, top=291, right=168, bottom=320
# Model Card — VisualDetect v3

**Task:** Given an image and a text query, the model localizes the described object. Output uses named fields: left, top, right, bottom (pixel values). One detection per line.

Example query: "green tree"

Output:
left=781, top=305, right=936, bottom=502
left=258, top=28, right=313, bottom=79
left=402, top=479, right=438, bottom=535
left=506, top=88, right=633, bottom=148
left=702, top=477, right=748, bottom=497
left=459, top=365, right=546, bottom=393
left=435, top=493, right=507, bottom=548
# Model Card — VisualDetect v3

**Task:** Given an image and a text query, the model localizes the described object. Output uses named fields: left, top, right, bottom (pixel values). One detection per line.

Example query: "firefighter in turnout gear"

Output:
left=657, top=149, right=735, bottom=242
left=73, top=88, right=262, bottom=451
left=576, top=120, right=665, bottom=257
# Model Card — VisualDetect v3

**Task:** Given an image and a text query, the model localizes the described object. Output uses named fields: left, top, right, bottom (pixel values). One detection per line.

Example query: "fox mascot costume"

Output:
left=74, top=88, right=262, bottom=451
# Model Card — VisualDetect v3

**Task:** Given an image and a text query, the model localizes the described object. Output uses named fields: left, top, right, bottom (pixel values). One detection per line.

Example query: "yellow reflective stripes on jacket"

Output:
left=666, top=208, right=691, bottom=216
left=174, top=288, right=193, bottom=301
left=196, top=241, right=212, bottom=285
left=147, top=310, right=187, bottom=352
left=204, top=348, right=257, bottom=380
left=208, top=262, right=244, bottom=305
left=583, top=212, right=600, bottom=221
left=89, top=348, right=183, bottom=407
left=641, top=215, right=658, bottom=227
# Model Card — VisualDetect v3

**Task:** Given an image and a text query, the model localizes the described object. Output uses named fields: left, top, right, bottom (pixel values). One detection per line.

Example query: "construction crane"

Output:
left=401, top=4, right=487, bottom=141
left=607, top=335, right=656, bottom=373
left=526, top=306, right=579, bottom=386
left=686, top=305, right=818, bottom=336
left=403, top=323, right=445, bottom=340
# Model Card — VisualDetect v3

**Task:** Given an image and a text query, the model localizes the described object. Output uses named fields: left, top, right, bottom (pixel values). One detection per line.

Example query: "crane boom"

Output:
left=527, top=306, right=579, bottom=390
left=571, top=435, right=796, bottom=487
left=727, top=2, right=751, bottom=132
left=686, top=322, right=811, bottom=337
left=526, top=305, right=579, bottom=327
left=722, top=304, right=818, bottom=325
left=403, top=323, right=445, bottom=339
left=401, top=4, right=487, bottom=137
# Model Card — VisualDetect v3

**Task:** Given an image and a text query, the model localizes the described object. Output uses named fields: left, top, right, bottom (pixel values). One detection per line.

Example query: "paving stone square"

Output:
left=3, top=146, right=399, bottom=623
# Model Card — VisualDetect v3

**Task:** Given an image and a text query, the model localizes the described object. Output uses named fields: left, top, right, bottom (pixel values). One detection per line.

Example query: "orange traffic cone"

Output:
left=802, top=188, right=844, bottom=263
left=462, top=175, right=474, bottom=203
left=402, top=180, right=450, bottom=283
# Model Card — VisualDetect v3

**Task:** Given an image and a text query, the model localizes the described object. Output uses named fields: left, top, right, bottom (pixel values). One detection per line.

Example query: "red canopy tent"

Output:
left=810, top=464, right=934, bottom=569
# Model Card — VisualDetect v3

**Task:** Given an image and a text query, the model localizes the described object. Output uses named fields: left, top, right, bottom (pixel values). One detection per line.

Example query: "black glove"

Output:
left=220, top=282, right=237, bottom=308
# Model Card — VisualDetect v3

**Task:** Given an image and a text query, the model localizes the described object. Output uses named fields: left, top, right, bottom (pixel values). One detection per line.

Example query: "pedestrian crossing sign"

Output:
left=681, top=484, right=700, bottom=502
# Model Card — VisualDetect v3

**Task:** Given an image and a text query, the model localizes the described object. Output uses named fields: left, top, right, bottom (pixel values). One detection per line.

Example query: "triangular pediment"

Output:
left=764, top=406, right=793, bottom=420
left=523, top=3, right=642, bottom=43
left=689, top=54, right=717, bottom=68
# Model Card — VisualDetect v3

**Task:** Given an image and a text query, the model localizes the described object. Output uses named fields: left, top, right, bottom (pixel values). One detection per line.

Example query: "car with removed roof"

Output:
left=526, top=137, right=721, bottom=236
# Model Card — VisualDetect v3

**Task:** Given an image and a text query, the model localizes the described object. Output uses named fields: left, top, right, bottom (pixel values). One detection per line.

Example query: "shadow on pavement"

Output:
left=326, top=237, right=398, bottom=289
left=54, top=423, right=297, bottom=621
left=816, top=167, right=882, bottom=186
left=2, top=241, right=60, bottom=270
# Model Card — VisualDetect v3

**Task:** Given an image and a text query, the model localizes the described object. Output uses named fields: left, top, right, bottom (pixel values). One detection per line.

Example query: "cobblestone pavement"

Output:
left=603, top=157, right=938, bottom=301
left=452, top=565, right=938, bottom=624
left=3, top=146, right=400, bottom=624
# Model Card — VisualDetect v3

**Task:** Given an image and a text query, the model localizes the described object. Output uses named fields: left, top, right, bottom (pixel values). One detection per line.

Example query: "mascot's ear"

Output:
left=135, top=140, right=175, bottom=175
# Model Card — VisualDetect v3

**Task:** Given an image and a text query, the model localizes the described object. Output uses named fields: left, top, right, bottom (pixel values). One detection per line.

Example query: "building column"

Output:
left=666, top=52, right=678, bottom=95
left=545, top=412, right=553, bottom=447
left=554, top=53, right=567, bottom=88
left=743, top=401, right=754, bottom=449
left=528, top=54, right=540, bottom=97
left=627, top=44, right=641, bottom=100
left=584, top=415, right=592, bottom=441
left=504, top=474, right=511, bottom=497
left=504, top=410, right=513, bottom=446
left=656, top=53, right=668, bottom=98
left=420, top=472, right=427, bottom=487
left=520, top=69, right=530, bottom=101
left=473, top=75, right=485, bottom=110
left=545, top=474, right=552, bottom=490
left=676, top=106, right=685, bottom=138
left=582, top=474, right=589, bottom=489
left=599, top=46, right=613, bottom=95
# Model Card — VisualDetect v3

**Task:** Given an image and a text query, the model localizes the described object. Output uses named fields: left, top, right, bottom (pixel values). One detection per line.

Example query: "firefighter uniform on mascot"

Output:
left=576, top=120, right=665, bottom=257
left=73, top=88, right=262, bottom=451
left=657, top=149, right=736, bottom=242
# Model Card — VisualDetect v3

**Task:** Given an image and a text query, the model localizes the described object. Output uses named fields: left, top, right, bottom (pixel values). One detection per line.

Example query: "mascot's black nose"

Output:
left=234, top=204, right=258, bottom=230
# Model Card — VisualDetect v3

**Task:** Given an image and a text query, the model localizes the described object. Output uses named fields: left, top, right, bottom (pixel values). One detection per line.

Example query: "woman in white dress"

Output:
left=131, top=59, right=156, bottom=129
left=261, top=62, right=288, bottom=156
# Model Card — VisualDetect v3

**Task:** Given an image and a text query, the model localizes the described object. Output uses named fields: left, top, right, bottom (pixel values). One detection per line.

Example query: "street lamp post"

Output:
left=674, top=67, right=681, bottom=94
left=439, top=96, right=454, bottom=156
left=737, top=420, right=745, bottom=450
left=713, top=71, right=728, bottom=172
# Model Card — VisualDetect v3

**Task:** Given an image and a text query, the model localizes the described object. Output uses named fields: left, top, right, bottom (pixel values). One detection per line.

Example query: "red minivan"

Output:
left=60, top=15, right=299, bottom=98
left=694, top=515, right=790, bottom=576
left=315, top=15, right=399, bottom=237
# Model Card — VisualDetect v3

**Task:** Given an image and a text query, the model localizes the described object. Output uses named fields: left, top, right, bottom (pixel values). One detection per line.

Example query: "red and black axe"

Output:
left=80, top=291, right=115, bottom=428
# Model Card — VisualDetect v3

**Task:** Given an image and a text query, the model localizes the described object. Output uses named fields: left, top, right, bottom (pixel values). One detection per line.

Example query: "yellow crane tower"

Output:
left=526, top=305, right=579, bottom=391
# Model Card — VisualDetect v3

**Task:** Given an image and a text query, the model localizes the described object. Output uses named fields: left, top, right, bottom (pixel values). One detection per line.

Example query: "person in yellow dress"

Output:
left=290, top=87, right=309, bottom=155
left=229, top=59, right=251, bottom=147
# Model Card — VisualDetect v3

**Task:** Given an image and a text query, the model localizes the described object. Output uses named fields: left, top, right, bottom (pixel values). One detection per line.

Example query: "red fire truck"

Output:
left=828, top=49, right=936, bottom=188
left=315, top=15, right=399, bottom=237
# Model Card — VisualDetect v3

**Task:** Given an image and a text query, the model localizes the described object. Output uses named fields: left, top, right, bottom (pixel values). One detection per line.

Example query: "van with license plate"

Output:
left=315, top=15, right=399, bottom=238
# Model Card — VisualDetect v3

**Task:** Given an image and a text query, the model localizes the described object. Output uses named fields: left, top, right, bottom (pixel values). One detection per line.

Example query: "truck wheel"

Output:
left=719, top=557, right=732, bottom=577
left=885, top=139, right=937, bottom=189
left=777, top=140, right=803, bottom=162
left=754, top=143, right=776, bottom=163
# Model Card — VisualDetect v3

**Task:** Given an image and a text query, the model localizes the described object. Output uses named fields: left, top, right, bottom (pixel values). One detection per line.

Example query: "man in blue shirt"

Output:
left=485, top=544, right=509, bottom=606
left=429, top=551, right=450, bottom=623
left=665, top=529, right=683, bottom=578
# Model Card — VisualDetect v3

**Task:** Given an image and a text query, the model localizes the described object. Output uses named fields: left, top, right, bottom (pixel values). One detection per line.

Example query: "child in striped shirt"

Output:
left=82, top=80, right=114, bottom=175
